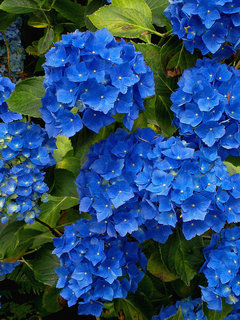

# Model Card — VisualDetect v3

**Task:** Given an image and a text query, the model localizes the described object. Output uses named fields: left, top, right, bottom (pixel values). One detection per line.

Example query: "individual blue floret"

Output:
left=171, top=58, right=240, bottom=160
left=165, top=0, right=240, bottom=58
left=76, top=128, right=240, bottom=241
left=53, top=219, right=147, bottom=317
left=0, top=121, right=56, bottom=224
left=41, top=28, right=155, bottom=137
left=200, top=226, right=240, bottom=311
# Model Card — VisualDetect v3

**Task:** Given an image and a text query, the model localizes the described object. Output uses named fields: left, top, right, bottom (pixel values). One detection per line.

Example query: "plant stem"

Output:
left=151, top=29, right=172, bottom=38
left=23, top=249, right=39, bottom=257
left=40, top=9, right=51, bottom=26
left=2, top=32, right=12, bottom=81
left=19, top=257, right=34, bottom=271
left=236, top=59, right=240, bottom=69
left=118, top=310, right=125, bottom=320
left=35, top=217, right=62, bottom=237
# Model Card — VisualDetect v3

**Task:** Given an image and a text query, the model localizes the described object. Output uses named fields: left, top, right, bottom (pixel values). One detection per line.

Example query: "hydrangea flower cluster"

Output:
left=0, top=76, right=22, bottom=123
left=76, top=128, right=240, bottom=241
left=53, top=219, right=146, bottom=317
left=152, top=298, right=240, bottom=320
left=41, top=28, right=154, bottom=137
left=152, top=298, right=206, bottom=320
left=200, top=226, right=240, bottom=311
left=0, top=18, right=25, bottom=81
left=0, top=121, right=55, bottom=224
left=171, top=58, right=240, bottom=160
left=164, top=0, right=240, bottom=58
left=0, top=261, right=19, bottom=278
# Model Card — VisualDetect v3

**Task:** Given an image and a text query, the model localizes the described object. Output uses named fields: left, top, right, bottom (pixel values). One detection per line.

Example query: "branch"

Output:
left=35, top=218, right=62, bottom=237
left=2, top=31, right=12, bottom=80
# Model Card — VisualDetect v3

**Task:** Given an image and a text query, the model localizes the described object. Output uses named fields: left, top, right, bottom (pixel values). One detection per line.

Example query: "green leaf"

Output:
left=53, top=0, right=86, bottom=29
left=85, top=0, right=107, bottom=31
left=52, top=169, right=79, bottom=198
left=0, top=0, right=39, bottom=13
left=38, top=195, right=79, bottom=228
left=30, top=244, right=60, bottom=286
left=30, top=230, right=54, bottom=248
left=114, top=298, right=149, bottom=320
left=56, top=156, right=80, bottom=177
left=0, top=220, right=24, bottom=260
left=144, top=0, right=171, bottom=28
left=0, top=11, right=16, bottom=31
left=111, top=0, right=152, bottom=22
left=133, top=43, right=177, bottom=136
left=42, top=287, right=62, bottom=313
left=101, top=302, right=118, bottom=318
left=38, top=27, right=54, bottom=54
left=166, top=41, right=197, bottom=72
left=135, top=43, right=161, bottom=73
left=7, top=263, right=45, bottom=295
left=53, top=136, right=73, bottom=163
left=6, top=77, right=44, bottom=118
left=159, top=230, right=204, bottom=285
left=134, top=43, right=177, bottom=96
left=89, top=0, right=155, bottom=40
left=147, top=250, right=179, bottom=282
left=155, top=95, right=176, bottom=137
left=224, top=161, right=240, bottom=176
left=203, top=300, right=233, bottom=320
left=0, top=219, right=42, bottom=260
left=27, top=12, right=48, bottom=28
left=167, top=307, right=184, bottom=320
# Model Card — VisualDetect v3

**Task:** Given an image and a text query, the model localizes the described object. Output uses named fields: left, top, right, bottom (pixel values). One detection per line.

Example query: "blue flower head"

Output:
left=165, top=0, right=240, bottom=58
left=0, top=121, right=56, bottom=224
left=201, top=226, right=240, bottom=311
left=76, top=128, right=239, bottom=241
left=53, top=219, right=147, bottom=317
left=171, top=58, right=240, bottom=160
left=41, top=28, right=155, bottom=137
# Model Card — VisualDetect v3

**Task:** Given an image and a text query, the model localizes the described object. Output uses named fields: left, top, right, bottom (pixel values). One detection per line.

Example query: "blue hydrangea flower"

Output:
left=152, top=298, right=206, bottom=320
left=53, top=219, right=147, bottom=317
left=153, top=297, right=240, bottom=320
left=0, top=18, right=25, bottom=81
left=0, top=121, right=56, bottom=224
left=76, top=128, right=239, bottom=241
left=171, top=58, right=240, bottom=160
left=0, top=76, right=22, bottom=123
left=165, top=0, right=240, bottom=58
left=41, top=28, right=155, bottom=137
left=200, top=226, right=240, bottom=311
